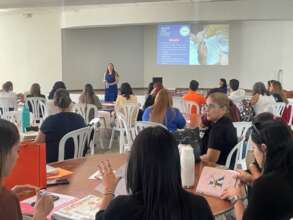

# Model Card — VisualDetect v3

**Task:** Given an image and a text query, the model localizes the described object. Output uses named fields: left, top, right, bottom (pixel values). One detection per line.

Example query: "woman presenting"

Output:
left=104, top=63, right=119, bottom=102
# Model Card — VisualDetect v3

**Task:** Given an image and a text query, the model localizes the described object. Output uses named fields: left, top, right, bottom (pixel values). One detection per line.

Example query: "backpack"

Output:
left=239, top=99, right=255, bottom=122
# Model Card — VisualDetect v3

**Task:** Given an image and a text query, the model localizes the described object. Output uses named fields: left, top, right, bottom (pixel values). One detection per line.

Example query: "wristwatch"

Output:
left=229, top=195, right=244, bottom=204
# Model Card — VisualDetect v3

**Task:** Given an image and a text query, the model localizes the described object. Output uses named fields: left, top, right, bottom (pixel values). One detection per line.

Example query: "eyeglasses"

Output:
left=202, top=103, right=222, bottom=111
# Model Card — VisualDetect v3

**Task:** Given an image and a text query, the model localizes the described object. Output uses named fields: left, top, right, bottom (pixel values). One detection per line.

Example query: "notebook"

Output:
left=52, top=195, right=101, bottom=220
left=196, top=167, right=238, bottom=198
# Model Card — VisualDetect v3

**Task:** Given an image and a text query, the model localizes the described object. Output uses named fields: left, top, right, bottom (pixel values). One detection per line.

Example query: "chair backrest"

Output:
left=116, top=112, right=133, bottom=153
left=272, top=102, right=287, bottom=117
left=233, top=122, right=251, bottom=141
left=58, top=126, right=93, bottom=161
left=0, top=111, right=20, bottom=125
left=0, top=96, right=17, bottom=115
left=25, top=97, right=47, bottom=125
left=72, top=104, right=98, bottom=124
left=225, top=139, right=246, bottom=170
left=115, top=103, right=139, bottom=128
left=182, top=100, right=200, bottom=117
left=134, top=121, right=167, bottom=136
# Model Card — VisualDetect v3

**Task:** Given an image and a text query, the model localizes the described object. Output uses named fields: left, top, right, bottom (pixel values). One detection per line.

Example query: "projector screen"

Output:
left=157, top=24, right=229, bottom=65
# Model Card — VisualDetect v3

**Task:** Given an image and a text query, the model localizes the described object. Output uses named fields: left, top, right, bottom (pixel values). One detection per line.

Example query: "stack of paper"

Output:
left=52, top=195, right=102, bottom=220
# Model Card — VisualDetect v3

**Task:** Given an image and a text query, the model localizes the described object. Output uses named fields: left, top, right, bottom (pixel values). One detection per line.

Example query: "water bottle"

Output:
left=180, top=144, right=195, bottom=188
left=21, top=104, right=30, bottom=132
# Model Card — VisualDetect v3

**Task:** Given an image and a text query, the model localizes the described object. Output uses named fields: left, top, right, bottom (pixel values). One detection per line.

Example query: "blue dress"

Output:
left=105, top=73, right=118, bottom=102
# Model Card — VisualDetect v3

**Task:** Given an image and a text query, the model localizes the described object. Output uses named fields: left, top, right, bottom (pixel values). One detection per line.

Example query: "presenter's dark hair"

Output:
left=106, top=63, right=118, bottom=79
left=120, top=82, right=133, bottom=100
left=189, top=80, right=199, bottom=91
left=229, top=79, right=239, bottom=91
left=126, top=126, right=189, bottom=220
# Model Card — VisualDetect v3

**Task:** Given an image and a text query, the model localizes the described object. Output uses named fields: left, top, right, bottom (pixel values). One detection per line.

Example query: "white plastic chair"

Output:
left=272, top=102, right=286, bottom=117
left=58, top=126, right=94, bottom=161
left=109, top=104, right=139, bottom=150
left=25, top=97, right=47, bottom=126
left=182, top=100, right=200, bottom=119
left=233, top=122, right=251, bottom=141
left=114, top=103, right=139, bottom=128
left=0, top=96, right=17, bottom=116
left=134, top=121, right=167, bottom=136
left=112, top=112, right=133, bottom=153
left=89, top=117, right=104, bottom=149
left=72, top=104, right=98, bottom=124
left=225, top=139, right=247, bottom=170
left=1, top=110, right=20, bottom=125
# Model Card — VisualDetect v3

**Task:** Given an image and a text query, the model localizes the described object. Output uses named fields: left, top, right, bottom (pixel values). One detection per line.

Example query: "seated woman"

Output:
left=26, top=83, right=46, bottom=99
left=95, top=126, right=214, bottom=220
left=78, top=83, right=110, bottom=126
left=35, top=89, right=86, bottom=163
left=142, top=82, right=163, bottom=111
left=142, top=89, right=186, bottom=132
left=269, top=80, right=288, bottom=103
left=47, top=81, right=69, bottom=116
left=79, top=83, right=102, bottom=110
left=250, top=82, right=276, bottom=115
left=115, top=82, right=138, bottom=107
left=221, top=119, right=293, bottom=220
left=200, top=92, right=238, bottom=165
left=0, top=81, right=17, bottom=111
left=0, top=119, right=53, bottom=220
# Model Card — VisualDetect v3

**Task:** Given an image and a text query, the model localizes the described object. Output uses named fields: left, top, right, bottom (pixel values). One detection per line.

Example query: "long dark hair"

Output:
left=120, top=82, right=133, bottom=100
left=252, top=82, right=270, bottom=96
left=126, top=126, right=188, bottom=220
left=219, top=78, right=227, bottom=88
left=80, top=83, right=97, bottom=105
left=251, top=120, right=293, bottom=177
left=30, top=83, right=41, bottom=97
left=0, top=119, right=20, bottom=181
left=48, top=81, right=66, bottom=99
left=106, top=63, right=118, bottom=80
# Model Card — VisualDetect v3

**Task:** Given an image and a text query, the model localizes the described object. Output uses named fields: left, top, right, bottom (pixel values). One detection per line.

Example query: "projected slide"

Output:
left=157, top=24, right=229, bottom=65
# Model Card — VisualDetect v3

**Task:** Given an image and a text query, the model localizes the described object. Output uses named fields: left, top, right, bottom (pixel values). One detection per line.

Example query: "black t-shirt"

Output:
left=40, top=112, right=86, bottom=163
left=244, top=171, right=293, bottom=220
left=96, top=190, right=214, bottom=220
left=201, top=116, right=237, bottom=165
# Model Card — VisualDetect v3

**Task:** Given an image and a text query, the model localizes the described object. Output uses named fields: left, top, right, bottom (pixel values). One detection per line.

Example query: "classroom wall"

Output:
left=143, top=23, right=241, bottom=89
left=143, top=21, right=293, bottom=90
left=0, top=10, right=62, bottom=93
left=62, top=26, right=144, bottom=90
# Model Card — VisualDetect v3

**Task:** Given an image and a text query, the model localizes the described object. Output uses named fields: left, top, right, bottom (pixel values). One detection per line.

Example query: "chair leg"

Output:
left=119, top=130, right=124, bottom=154
left=108, top=129, right=115, bottom=149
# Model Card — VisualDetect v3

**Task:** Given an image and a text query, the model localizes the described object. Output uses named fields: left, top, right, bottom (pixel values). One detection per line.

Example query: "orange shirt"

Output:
left=183, top=90, right=206, bottom=115
left=183, top=90, right=206, bottom=106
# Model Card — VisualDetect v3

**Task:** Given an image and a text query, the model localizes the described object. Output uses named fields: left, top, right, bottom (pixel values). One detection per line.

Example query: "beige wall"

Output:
left=0, top=10, right=62, bottom=94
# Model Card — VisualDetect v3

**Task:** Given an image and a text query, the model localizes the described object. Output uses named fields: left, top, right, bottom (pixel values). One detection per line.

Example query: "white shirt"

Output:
left=254, top=94, right=276, bottom=115
left=229, top=89, right=246, bottom=107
